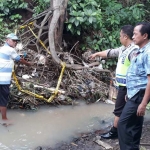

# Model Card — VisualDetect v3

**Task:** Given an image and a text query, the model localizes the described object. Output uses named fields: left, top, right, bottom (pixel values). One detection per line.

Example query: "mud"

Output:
left=35, top=121, right=150, bottom=150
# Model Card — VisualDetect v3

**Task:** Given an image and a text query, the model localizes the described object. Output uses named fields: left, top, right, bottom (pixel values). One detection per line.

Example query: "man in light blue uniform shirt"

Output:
left=0, top=33, right=32, bottom=124
left=118, top=22, right=150, bottom=150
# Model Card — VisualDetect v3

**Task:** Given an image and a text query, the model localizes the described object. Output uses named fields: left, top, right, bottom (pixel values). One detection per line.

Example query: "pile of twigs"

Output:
left=9, top=59, right=111, bottom=109
left=7, top=10, right=112, bottom=110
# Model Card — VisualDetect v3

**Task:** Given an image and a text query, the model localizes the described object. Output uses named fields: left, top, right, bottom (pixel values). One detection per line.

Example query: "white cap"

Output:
left=6, top=33, right=20, bottom=40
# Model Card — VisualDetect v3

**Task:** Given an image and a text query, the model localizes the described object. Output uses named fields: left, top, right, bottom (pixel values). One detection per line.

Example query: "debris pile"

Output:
left=5, top=10, right=116, bottom=109
left=9, top=56, right=112, bottom=109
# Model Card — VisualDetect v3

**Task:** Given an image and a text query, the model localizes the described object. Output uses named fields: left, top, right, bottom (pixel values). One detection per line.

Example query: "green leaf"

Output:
left=4, top=8, right=9, bottom=14
left=89, top=17, right=93, bottom=23
left=87, top=9, right=93, bottom=15
left=80, top=3, right=85, bottom=8
left=68, top=24, right=72, bottom=30
left=91, top=12, right=97, bottom=16
left=109, top=36, right=112, bottom=41
left=82, top=46, right=86, bottom=50
left=73, top=4, right=76, bottom=10
left=77, top=30, right=80, bottom=35
left=95, top=44, right=99, bottom=50
left=75, top=20, right=79, bottom=26
left=115, top=20, right=119, bottom=24
left=77, top=17, right=83, bottom=22
left=0, top=3, right=3, bottom=7
left=69, top=17, right=75, bottom=23
left=110, top=20, right=114, bottom=25
left=93, top=24, right=97, bottom=29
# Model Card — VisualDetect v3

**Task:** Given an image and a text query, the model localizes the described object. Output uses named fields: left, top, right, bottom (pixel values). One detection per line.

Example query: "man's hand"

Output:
left=28, top=62, right=35, bottom=66
left=88, top=54, right=97, bottom=60
left=137, top=103, right=146, bottom=116
left=20, top=58, right=35, bottom=66
left=137, top=78, right=150, bottom=116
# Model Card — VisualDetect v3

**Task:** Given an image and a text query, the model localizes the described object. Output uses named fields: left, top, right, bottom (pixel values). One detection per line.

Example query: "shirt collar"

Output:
left=125, top=42, right=134, bottom=48
left=122, top=42, right=134, bottom=52
left=139, top=42, right=150, bottom=53
left=4, top=42, right=9, bottom=46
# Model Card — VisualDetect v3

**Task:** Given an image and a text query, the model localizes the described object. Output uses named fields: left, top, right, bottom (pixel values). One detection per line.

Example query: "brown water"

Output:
left=0, top=102, right=116, bottom=150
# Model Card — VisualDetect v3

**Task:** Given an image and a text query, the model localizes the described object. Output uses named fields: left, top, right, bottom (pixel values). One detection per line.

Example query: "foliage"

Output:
left=0, top=0, right=27, bottom=38
left=0, top=0, right=149, bottom=69
left=0, top=0, right=50, bottom=42
left=33, top=0, right=50, bottom=16
left=66, top=0, right=146, bottom=68
left=146, top=102, right=150, bottom=111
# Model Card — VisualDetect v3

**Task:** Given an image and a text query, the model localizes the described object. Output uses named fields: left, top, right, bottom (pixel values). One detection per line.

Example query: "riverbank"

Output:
left=35, top=120, right=150, bottom=150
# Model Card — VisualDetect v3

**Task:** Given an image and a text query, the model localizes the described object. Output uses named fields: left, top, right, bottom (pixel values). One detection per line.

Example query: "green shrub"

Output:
left=0, top=0, right=27, bottom=37
left=66, top=0, right=146, bottom=68
left=33, top=0, right=50, bottom=16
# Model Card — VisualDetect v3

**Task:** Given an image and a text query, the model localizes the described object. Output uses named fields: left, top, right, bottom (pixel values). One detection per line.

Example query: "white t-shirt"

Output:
left=0, top=43, right=20, bottom=84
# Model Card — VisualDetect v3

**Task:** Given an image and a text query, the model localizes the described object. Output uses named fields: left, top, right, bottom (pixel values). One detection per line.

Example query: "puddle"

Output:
left=0, top=102, right=116, bottom=149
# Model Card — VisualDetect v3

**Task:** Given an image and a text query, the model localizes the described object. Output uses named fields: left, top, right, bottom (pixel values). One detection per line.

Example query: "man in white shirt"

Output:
left=0, top=33, right=32, bottom=124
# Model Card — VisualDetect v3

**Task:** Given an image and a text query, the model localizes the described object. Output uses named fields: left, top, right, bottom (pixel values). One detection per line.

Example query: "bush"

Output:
left=66, top=0, right=147, bottom=68
left=0, top=0, right=27, bottom=38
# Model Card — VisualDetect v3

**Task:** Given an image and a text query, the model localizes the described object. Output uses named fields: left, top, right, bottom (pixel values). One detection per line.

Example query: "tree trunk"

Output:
left=49, top=0, right=62, bottom=65
left=48, top=0, right=89, bottom=69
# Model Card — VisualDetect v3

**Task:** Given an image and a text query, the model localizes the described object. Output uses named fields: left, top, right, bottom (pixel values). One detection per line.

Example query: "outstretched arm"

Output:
left=19, top=58, right=33, bottom=66
left=89, top=46, right=124, bottom=60
left=89, top=51, right=107, bottom=60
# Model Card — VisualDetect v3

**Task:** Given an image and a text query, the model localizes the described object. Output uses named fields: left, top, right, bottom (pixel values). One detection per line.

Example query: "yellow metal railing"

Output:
left=13, top=22, right=66, bottom=102
left=47, top=62, right=66, bottom=102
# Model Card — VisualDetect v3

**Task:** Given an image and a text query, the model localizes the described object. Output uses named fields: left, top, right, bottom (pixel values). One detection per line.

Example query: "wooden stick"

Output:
left=95, top=140, right=113, bottom=150
left=140, top=143, right=150, bottom=146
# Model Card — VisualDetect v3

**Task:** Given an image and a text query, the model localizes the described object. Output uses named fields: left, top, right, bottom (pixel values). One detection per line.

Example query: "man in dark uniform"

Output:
left=118, top=22, right=150, bottom=150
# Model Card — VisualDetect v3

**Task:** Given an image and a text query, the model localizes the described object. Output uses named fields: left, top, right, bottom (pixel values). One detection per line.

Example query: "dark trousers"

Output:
left=118, top=93, right=144, bottom=150
left=113, top=86, right=127, bottom=117
left=0, top=84, right=10, bottom=107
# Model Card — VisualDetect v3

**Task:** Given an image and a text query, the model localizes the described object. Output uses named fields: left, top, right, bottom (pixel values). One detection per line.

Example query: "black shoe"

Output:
left=100, top=127, right=118, bottom=139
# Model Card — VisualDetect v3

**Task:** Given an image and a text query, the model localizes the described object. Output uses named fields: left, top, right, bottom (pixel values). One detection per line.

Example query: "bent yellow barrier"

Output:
left=12, top=61, right=66, bottom=102
left=12, top=71, right=47, bottom=101
left=13, top=22, right=66, bottom=103
left=27, top=26, right=51, bottom=55
left=47, top=62, right=66, bottom=102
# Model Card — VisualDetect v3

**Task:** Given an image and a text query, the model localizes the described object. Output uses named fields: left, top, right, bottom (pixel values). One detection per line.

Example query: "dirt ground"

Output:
left=35, top=120, right=150, bottom=150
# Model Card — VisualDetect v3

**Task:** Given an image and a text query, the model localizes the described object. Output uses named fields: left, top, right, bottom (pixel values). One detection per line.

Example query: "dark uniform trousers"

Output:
left=118, top=90, right=145, bottom=150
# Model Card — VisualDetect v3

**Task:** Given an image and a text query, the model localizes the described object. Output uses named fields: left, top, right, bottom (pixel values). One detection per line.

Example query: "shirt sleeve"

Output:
left=128, top=48, right=139, bottom=61
left=10, top=47, right=21, bottom=61
left=106, top=46, right=125, bottom=58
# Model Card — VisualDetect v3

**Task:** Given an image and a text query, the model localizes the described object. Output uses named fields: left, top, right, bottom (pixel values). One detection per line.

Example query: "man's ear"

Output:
left=124, top=34, right=128, bottom=40
left=143, top=33, right=148, bottom=40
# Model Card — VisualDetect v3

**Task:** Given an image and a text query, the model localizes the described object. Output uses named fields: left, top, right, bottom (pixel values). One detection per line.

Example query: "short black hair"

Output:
left=121, top=25, right=134, bottom=40
left=135, top=22, right=150, bottom=39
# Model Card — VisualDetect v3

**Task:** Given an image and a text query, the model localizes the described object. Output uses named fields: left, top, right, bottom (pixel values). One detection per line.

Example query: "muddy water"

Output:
left=0, top=102, right=115, bottom=150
